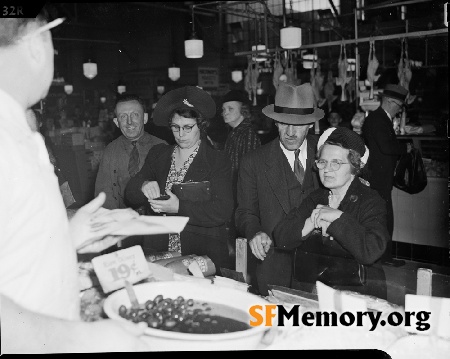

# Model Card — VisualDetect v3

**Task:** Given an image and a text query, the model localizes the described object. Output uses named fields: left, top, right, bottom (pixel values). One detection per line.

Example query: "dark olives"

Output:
left=117, top=294, right=250, bottom=334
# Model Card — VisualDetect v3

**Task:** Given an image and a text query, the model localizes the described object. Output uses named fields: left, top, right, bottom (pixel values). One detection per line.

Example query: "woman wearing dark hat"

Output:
left=222, top=90, right=261, bottom=193
left=221, top=90, right=261, bottom=263
left=125, top=86, right=234, bottom=273
left=273, top=127, right=389, bottom=299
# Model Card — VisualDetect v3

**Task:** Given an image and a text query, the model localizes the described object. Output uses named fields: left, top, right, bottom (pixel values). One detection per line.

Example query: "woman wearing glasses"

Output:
left=125, top=86, right=234, bottom=273
left=273, top=127, right=389, bottom=299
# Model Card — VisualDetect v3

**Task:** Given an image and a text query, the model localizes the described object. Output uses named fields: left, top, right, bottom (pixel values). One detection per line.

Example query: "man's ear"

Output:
left=144, top=113, right=148, bottom=124
left=113, top=118, right=119, bottom=128
left=25, top=34, right=46, bottom=70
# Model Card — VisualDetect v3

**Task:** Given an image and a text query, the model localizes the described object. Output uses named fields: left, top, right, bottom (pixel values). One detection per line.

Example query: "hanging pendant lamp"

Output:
left=83, top=59, right=97, bottom=79
left=168, top=65, right=180, bottom=81
left=117, top=80, right=126, bottom=94
left=302, top=53, right=318, bottom=69
left=185, top=7, right=203, bottom=58
left=231, top=70, right=243, bottom=83
left=252, top=44, right=267, bottom=62
left=347, top=58, right=356, bottom=72
left=64, top=84, right=73, bottom=95
left=280, top=26, right=302, bottom=49
left=281, top=1, right=301, bottom=49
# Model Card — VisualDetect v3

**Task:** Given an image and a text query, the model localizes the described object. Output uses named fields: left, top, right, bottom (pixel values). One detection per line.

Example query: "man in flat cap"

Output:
left=235, top=82, right=323, bottom=295
left=362, top=84, right=413, bottom=265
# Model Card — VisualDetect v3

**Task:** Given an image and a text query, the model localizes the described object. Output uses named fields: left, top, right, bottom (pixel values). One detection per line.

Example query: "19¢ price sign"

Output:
left=92, top=246, right=151, bottom=293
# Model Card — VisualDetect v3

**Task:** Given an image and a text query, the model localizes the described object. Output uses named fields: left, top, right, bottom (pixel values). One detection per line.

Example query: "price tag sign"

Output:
left=92, top=246, right=151, bottom=293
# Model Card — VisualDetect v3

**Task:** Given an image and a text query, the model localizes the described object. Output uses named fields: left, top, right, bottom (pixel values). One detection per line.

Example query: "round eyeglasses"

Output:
left=315, top=159, right=349, bottom=171
left=170, top=124, right=197, bottom=133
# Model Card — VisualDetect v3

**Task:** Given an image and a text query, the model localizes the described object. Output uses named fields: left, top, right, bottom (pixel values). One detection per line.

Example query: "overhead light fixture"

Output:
left=64, top=84, right=73, bottom=95
left=280, top=0, right=301, bottom=49
left=157, top=85, right=165, bottom=94
left=280, top=26, right=302, bottom=49
left=117, top=80, right=126, bottom=94
left=302, top=53, right=318, bottom=69
left=100, top=96, right=106, bottom=103
left=252, top=44, right=267, bottom=62
left=347, top=58, right=356, bottom=72
left=83, top=59, right=97, bottom=79
left=231, top=70, right=243, bottom=83
left=185, top=7, right=203, bottom=58
left=168, top=65, right=180, bottom=81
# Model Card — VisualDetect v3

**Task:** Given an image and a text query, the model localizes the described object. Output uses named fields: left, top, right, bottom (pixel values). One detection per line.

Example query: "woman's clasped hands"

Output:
left=309, top=204, right=343, bottom=240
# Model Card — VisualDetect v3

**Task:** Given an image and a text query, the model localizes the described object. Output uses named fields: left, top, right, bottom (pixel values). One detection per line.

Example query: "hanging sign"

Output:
left=198, top=67, right=219, bottom=88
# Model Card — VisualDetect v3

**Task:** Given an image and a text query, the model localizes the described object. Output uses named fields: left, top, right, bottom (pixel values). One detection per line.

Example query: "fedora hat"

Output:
left=222, top=90, right=250, bottom=105
left=379, top=84, right=408, bottom=103
left=153, top=86, right=216, bottom=126
left=262, top=82, right=324, bottom=125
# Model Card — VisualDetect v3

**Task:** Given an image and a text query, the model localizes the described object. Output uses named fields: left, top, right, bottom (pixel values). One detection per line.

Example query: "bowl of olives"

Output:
left=103, top=280, right=271, bottom=351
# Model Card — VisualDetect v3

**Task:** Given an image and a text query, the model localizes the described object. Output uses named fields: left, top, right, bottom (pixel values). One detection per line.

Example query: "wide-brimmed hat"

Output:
left=153, top=86, right=216, bottom=126
left=262, top=82, right=324, bottom=125
left=379, top=84, right=408, bottom=103
left=318, top=127, right=369, bottom=165
left=222, top=90, right=250, bottom=105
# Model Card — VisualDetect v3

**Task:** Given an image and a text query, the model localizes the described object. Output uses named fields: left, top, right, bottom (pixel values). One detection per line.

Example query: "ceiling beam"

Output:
left=127, top=2, right=216, bottom=17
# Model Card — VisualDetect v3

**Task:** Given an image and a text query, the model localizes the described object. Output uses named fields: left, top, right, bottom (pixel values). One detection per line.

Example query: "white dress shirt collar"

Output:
left=279, top=138, right=308, bottom=171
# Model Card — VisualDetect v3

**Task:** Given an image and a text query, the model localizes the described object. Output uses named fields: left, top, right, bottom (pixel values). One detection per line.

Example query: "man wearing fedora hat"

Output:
left=362, top=83, right=413, bottom=265
left=235, top=82, right=323, bottom=295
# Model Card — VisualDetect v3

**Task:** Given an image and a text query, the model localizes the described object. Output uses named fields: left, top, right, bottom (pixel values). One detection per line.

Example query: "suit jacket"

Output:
left=235, top=135, right=320, bottom=240
left=125, top=140, right=234, bottom=240
left=361, top=106, right=407, bottom=193
left=235, top=135, right=321, bottom=295
left=273, top=177, right=389, bottom=299
left=94, top=132, right=167, bottom=209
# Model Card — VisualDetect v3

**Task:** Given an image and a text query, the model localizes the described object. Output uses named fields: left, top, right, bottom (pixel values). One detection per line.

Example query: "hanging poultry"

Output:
left=244, top=55, right=253, bottom=102
left=323, top=70, right=337, bottom=112
left=250, top=60, right=260, bottom=106
left=367, top=39, right=380, bottom=100
left=397, top=38, right=416, bottom=105
left=244, top=55, right=260, bottom=105
left=283, top=50, right=296, bottom=84
left=272, top=50, right=284, bottom=89
left=310, top=51, right=325, bottom=107
left=336, top=43, right=351, bottom=102
left=346, top=74, right=356, bottom=104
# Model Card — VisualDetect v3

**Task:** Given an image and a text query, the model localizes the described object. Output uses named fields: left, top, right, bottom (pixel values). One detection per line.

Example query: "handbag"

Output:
left=171, top=181, right=211, bottom=202
left=393, top=148, right=427, bottom=194
left=317, top=260, right=367, bottom=287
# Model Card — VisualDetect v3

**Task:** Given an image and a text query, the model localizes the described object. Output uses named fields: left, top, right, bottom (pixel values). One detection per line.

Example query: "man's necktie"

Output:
left=128, top=141, right=140, bottom=177
left=294, top=149, right=305, bottom=185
